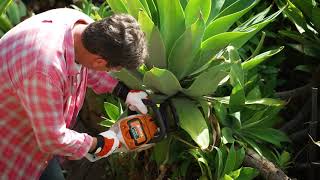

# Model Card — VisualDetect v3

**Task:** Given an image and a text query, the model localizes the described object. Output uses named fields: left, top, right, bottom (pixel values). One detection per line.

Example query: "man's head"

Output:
left=79, top=14, right=148, bottom=71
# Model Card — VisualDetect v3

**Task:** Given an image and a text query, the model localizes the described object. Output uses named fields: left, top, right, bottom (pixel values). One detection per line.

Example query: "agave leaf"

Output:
left=112, top=69, right=143, bottom=90
left=232, top=6, right=284, bottom=48
left=202, top=30, right=254, bottom=52
left=184, top=0, right=211, bottom=27
left=127, top=0, right=150, bottom=19
left=138, top=10, right=166, bottom=68
left=0, top=0, right=12, bottom=15
left=183, top=63, right=231, bottom=97
left=143, top=67, right=182, bottom=96
left=168, top=17, right=205, bottom=80
left=157, top=0, right=185, bottom=54
left=172, top=98, right=209, bottom=149
left=204, top=0, right=260, bottom=39
left=216, top=0, right=260, bottom=18
left=139, top=0, right=152, bottom=17
left=106, top=0, right=128, bottom=13
left=235, top=5, right=272, bottom=31
left=242, top=47, right=284, bottom=71
left=209, top=0, right=225, bottom=21
left=145, top=0, right=158, bottom=25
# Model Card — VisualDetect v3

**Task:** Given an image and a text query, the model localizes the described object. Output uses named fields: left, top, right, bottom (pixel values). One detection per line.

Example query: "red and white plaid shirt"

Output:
left=0, top=8, right=118, bottom=179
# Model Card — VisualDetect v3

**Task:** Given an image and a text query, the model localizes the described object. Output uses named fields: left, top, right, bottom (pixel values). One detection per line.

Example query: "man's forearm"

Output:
left=89, top=137, right=98, bottom=152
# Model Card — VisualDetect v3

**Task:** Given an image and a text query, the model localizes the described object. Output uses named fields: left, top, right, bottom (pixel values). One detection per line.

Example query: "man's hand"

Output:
left=125, top=90, right=148, bottom=114
left=112, top=82, right=148, bottom=114
left=85, top=131, right=121, bottom=162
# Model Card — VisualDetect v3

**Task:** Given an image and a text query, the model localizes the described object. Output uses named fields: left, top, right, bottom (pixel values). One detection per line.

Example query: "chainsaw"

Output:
left=86, top=99, right=178, bottom=162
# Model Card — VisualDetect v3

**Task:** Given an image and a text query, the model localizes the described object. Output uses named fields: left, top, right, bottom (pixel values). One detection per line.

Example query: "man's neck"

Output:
left=72, top=23, right=87, bottom=64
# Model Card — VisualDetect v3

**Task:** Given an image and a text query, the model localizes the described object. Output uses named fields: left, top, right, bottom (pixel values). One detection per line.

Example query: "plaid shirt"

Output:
left=0, top=8, right=118, bottom=179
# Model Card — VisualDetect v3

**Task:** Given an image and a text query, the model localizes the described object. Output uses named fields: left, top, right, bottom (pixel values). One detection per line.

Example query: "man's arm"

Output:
left=17, top=71, right=93, bottom=159
left=87, top=69, right=119, bottom=94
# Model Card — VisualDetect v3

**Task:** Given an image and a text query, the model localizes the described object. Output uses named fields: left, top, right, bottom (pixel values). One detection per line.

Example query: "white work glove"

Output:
left=125, top=90, right=148, bottom=114
left=85, top=131, right=121, bottom=162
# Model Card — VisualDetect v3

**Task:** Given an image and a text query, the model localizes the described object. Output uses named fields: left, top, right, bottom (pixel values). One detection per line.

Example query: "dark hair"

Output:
left=82, top=14, right=148, bottom=69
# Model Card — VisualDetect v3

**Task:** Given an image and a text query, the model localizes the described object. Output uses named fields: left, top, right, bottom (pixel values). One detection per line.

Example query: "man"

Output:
left=0, top=8, right=148, bottom=179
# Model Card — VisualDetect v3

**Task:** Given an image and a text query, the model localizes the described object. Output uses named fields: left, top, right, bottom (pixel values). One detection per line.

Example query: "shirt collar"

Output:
left=64, top=26, right=82, bottom=76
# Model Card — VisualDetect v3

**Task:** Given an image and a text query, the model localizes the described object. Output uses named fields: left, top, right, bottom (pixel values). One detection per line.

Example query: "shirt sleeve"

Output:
left=87, top=69, right=119, bottom=94
left=17, top=71, right=93, bottom=159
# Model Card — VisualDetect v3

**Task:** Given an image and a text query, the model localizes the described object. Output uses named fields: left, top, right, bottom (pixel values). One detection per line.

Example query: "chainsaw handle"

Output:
left=141, top=99, right=166, bottom=143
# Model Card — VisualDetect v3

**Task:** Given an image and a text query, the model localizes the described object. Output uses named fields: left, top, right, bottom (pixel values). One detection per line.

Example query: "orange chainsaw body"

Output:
left=119, top=114, right=158, bottom=150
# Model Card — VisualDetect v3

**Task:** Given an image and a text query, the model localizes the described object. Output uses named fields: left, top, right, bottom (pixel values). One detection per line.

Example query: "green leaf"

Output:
left=127, top=0, right=149, bottom=19
left=185, top=0, right=211, bottom=26
left=6, top=1, right=20, bottom=25
left=237, top=167, right=259, bottom=180
left=183, top=63, right=230, bottom=97
left=143, top=67, right=182, bottom=96
left=238, top=134, right=263, bottom=156
left=152, top=138, right=171, bottom=165
left=104, top=102, right=120, bottom=120
left=235, top=5, right=272, bottom=31
left=157, top=0, right=185, bottom=54
left=245, top=98, right=284, bottom=107
left=202, top=31, right=254, bottom=52
left=217, top=0, right=258, bottom=18
left=168, top=17, right=205, bottom=80
left=229, top=83, right=245, bottom=109
left=222, top=127, right=235, bottom=144
left=223, top=144, right=236, bottom=175
left=209, top=0, right=225, bottom=20
left=276, top=0, right=308, bottom=34
left=242, top=128, right=290, bottom=147
left=112, top=69, right=143, bottom=90
left=99, top=119, right=115, bottom=128
left=247, top=86, right=262, bottom=100
left=214, top=102, right=228, bottom=126
left=229, top=57, right=245, bottom=109
left=145, top=0, right=158, bottom=24
left=234, top=147, right=245, bottom=169
left=242, top=47, right=284, bottom=71
left=214, top=147, right=224, bottom=179
left=139, top=0, right=152, bottom=17
left=138, top=10, right=166, bottom=68
left=279, top=151, right=291, bottom=167
left=172, top=98, right=209, bottom=149
left=290, top=0, right=314, bottom=20
left=231, top=7, right=284, bottom=48
left=106, top=0, right=128, bottom=13
left=0, top=0, right=12, bottom=15
left=204, top=0, right=259, bottom=39
left=312, top=7, right=320, bottom=32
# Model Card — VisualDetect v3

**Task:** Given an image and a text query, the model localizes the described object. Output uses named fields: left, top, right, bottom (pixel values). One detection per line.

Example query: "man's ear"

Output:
left=93, top=58, right=107, bottom=69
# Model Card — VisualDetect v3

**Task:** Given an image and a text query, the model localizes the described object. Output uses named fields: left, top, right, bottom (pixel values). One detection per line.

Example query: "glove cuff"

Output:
left=89, top=135, right=105, bottom=154
left=112, top=81, right=130, bottom=100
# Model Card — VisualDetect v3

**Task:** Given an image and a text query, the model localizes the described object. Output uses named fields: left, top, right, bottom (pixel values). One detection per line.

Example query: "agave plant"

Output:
left=0, top=0, right=28, bottom=37
left=73, top=0, right=290, bottom=179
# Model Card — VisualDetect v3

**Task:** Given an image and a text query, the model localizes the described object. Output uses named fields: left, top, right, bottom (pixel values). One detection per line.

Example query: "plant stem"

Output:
left=173, top=135, right=198, bottom=149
